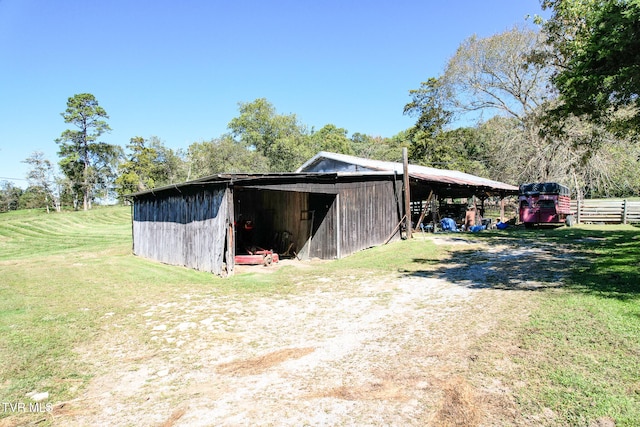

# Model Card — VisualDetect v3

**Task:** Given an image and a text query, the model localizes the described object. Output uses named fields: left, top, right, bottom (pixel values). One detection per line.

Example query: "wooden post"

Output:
left=402, top=147, right=412, bottom=239
left=415, top=190, right=433, bottom=232
left=227, top=187, right=235, bottom=276
left=576, top=199, right=582, bottom=224
left=500, top=195, right=505, bottom=222
left=431, top=194, right=439, bottom=231
left=623, top=199, right=628, bottom=225
left=336, top=194, right=341, bottom=259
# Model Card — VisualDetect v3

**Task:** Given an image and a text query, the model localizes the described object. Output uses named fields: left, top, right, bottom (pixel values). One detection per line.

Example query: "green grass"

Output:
left=470, top=225, right=640, bottom=425
left=0, top=207, right=293, bottom=414
left=0, top=207, right=441, bottom=417
left=1, top=208, right=639, bottom=425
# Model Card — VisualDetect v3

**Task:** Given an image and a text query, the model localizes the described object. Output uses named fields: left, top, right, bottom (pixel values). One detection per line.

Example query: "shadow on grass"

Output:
left=404, top=226, right=640, bottom=300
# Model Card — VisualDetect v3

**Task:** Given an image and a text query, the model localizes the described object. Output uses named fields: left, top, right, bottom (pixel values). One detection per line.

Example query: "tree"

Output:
left=404, top=27, right=589, bottom=188
left=309, top=124, right=354, bottom=154
left=403, top=77, right=453, bottom=163
left=148, top=137, right=189, bottom=185
left=18, top=186, right=48, bottom=210
left=0, top=181, right=22, bottom=213
left=22, top=151, right=60, bottom=213
left=116, top=137, right=160, bottom=197
left=540, top=0, right=640, bottom=134
left=351, top=132, right=408, bottom=162
left=186, top=136, right=270, bottom=179
left=116, top=136, right=193, bottom=199
left=56, top=93, right=120, bottom=210
left=227, top=98, right=312, bottom=171
left=441, top=26, right=554, bottom=121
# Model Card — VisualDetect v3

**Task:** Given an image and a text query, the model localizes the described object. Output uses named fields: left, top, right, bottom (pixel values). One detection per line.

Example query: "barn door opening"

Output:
left=304, top=193, right=337, bottom=259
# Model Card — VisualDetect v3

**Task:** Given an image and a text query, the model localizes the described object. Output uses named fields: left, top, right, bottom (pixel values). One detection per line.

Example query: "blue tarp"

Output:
left=440, top=218, right=458, bottom=232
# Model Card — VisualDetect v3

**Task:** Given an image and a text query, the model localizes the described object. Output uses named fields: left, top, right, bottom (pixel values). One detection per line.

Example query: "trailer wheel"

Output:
left=565, top=215, right=575, bottom=227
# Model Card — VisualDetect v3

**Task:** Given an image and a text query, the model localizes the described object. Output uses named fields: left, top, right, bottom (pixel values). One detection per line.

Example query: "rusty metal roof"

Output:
left=297, top=151, right=519, bottom=194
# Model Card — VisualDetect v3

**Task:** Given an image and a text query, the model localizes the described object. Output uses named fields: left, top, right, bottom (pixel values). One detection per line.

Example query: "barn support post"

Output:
left=431, top=193, right=439, bottom=231
left=402, top=147, right=412, bottom=239
left=499, top=194, right=505, bottom=222
left=335, top=194, right=341, bottom=259
left=130, top=200, right=135, bottom=254
left=225, top=186, right=235, bottom=276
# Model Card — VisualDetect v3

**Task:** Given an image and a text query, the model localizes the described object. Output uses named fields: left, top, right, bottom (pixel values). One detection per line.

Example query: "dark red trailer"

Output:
left=519, top=182, right=574, bottom=227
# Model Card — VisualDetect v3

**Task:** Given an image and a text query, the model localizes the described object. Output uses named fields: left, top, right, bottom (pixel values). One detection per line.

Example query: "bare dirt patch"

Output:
left=216, top=347, right=316, bottom=376
left=41, top=234, right=570, bottom=426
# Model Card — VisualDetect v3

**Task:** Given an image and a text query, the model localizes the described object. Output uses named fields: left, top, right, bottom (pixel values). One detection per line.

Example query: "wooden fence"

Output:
left=570, top=199, right=640, bottom=224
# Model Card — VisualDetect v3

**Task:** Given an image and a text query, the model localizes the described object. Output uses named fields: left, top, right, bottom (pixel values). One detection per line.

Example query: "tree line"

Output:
left=1, top=95, right=408, bottom=212
left=2, top=0, right=639, bottom=212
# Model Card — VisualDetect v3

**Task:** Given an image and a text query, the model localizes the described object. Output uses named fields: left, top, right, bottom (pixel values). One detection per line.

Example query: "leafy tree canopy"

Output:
left=310, top=124, right=354, bottom=154
left=22, top=151, right=60, bottom=212
left=187, top=135, right=270, bottom=178
left=227, top=98, right=310, bottom=171
left=56, top=93, right=120, bottom=210
left=541, top=0, right=640, bottom=134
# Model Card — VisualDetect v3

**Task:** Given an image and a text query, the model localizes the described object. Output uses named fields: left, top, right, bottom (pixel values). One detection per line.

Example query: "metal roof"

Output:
left=127, top=170, right=398, bottom=198
left=128, top=152, right=518, bottom=199
left=297, top=151, right=519, bottom=194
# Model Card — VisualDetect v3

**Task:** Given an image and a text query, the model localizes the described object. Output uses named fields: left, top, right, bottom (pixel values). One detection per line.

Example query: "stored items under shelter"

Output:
left=129, top=152, right=518, bottom=276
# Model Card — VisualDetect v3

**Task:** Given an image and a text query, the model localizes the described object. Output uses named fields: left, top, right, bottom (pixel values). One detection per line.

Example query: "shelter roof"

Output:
left=297, top=151, right=519, bottom=197
left=128, top=152, right=518, bottom=199
left=127, top=170, right=396, bottom=198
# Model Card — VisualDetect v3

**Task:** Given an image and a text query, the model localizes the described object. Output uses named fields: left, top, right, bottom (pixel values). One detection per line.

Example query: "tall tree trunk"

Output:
left=83, top=161, right=89, bottom=211
left=82, top=126, right=90, bottom=211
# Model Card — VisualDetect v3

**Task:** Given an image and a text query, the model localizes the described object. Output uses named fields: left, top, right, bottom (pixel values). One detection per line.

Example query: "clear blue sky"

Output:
left=0, top=0, right=544, bottom=187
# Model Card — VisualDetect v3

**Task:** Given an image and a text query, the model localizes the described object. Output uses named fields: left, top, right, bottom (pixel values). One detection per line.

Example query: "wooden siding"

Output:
left=132, top=186, right=231, bottom=275
left=234, top=188, right=340, bottom=259
left=238, top=177, right=401, bottom=260
left=307, top=193, right=338, bottom=259
left=336, top=178, right=403, bottom=258
left=131, top=175, right=403, bottom=275
left=235, top=188, right=310, bottom=256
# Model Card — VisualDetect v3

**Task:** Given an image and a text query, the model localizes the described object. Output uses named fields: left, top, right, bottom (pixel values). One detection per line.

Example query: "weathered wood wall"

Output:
left=132, top=186, right=231, bottom=275
left=132, top=175, right=403, bottom=276
left=336, top=178, right=403, bottom=258
left=307, top=193, right=338, bottom=259
left=235, top=188, right=311, bottom=256
left=240, top=175, right=401, bottom=259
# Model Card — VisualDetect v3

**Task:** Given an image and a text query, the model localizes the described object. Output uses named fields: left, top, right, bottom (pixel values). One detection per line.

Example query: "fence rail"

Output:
left=570, top=199, right=640, bottom=224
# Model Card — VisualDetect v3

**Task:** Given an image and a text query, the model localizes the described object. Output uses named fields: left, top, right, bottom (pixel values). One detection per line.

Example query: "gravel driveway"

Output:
left=55, top=235, right=567, bottom=426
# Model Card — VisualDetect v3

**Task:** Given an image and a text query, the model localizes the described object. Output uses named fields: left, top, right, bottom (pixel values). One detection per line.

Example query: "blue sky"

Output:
left=0, top=0, right=544, bottom=187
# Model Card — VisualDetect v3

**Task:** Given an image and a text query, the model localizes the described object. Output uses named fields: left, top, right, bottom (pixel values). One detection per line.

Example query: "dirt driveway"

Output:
left=54, top=234, right=570, bottom=426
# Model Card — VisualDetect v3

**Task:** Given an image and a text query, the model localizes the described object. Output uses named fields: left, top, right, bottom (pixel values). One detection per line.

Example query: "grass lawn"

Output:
left=469, top=225, right=640, bottom=426
left=0, top=207, right=439, bottom=406
left=0, top=206, right=639, bottom=425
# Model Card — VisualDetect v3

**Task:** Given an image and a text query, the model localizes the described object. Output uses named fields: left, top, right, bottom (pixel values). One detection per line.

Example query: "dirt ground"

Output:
left=45, top=234, right=571, bottom=426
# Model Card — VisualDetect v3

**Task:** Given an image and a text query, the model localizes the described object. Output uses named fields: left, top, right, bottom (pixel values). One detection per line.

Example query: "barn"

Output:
left=129, top=151, right=518, bottom=276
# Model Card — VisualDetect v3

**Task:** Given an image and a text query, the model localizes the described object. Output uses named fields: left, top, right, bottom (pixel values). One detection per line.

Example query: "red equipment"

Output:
left=519, top=182, right=574, bottom=227
left=234, top=250, right=280, bottom=266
